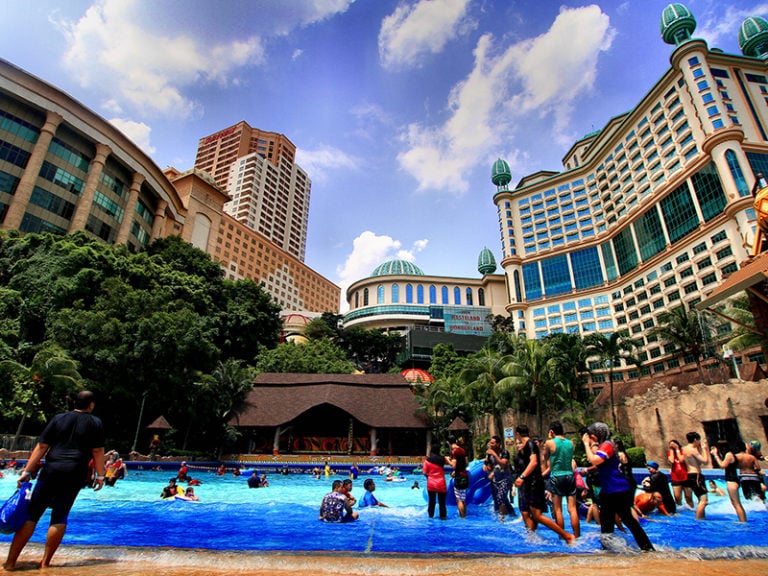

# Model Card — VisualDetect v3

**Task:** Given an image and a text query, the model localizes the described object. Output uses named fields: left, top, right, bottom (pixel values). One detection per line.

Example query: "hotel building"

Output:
left=0, top=58, right=338, bottom=314
left=194, top=122, right=310, bottom=262
left=493, top=5, right=768, bottom=393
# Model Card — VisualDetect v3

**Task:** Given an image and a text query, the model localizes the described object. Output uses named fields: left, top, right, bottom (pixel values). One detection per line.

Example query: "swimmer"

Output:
left=707, top=480, right=725, bottom=497
left=360, top=479, right=388, bottom=507
left=411, top=480, right=420, bottom=490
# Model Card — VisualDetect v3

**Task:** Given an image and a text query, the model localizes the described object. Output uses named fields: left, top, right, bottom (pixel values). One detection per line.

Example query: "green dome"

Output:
left=491, top=158, right=512, bottom=190
left=739, top=16, right=768, bottom=58
left=661, top=3, right=696, bottom=45
left=478, top=247, right=497, bottom=275
left=371, top=259, right=425, bottom=277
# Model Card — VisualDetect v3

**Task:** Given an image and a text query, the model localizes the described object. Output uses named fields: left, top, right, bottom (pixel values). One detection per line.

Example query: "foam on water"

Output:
left=1, top=468, right=767, bottom=556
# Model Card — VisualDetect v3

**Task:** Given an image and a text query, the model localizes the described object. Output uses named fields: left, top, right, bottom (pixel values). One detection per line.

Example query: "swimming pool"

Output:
left=1, top=465, right=767, bottom=556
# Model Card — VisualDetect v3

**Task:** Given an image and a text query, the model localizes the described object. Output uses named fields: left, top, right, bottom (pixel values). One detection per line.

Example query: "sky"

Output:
left=2, top=0, right=766, bottom=310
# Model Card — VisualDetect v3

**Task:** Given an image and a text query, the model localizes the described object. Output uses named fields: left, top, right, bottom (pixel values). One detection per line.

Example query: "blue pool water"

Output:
left=1, top=466, right=768, bottom=555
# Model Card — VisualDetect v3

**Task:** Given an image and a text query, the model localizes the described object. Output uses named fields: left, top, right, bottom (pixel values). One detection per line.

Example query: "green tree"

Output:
left=720, top=294, right=764, bottom=353
left=1, top=343, right=82, bottom=449
left=459, top=348, right=517, bottom=440
left=303, top=318, right=337, bottom=341
left=255, top=338, right=356, bottom=374
left=504, top=335, right=559, bottom=435
left=195, top=359, right=256, bottom=458
left=428, top=343, right=466, bottom=381
left=339, top=326, right=403, bottom=373
left=545, top=332, right=589, bottom=409
left=584, top=331, right=641, bottom=432
left=650, top=304, right=716, bottom=384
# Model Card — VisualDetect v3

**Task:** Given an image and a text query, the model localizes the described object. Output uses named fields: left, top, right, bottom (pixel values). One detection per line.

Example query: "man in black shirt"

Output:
left=3, top=390, right=105, bottom=570
left=641, top=461, right=676, bottom=514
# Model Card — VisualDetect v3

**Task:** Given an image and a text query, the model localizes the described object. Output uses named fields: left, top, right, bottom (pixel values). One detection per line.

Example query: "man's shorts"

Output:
left=685, top=473, right=707, bottom=497
left=549, top=473, right=577, bottom=497
left=519, top=480, right=546, bottom=512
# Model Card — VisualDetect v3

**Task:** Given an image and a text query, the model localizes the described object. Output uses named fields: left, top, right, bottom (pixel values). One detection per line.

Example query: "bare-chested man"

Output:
left=682, top=431, right=710, bottom=520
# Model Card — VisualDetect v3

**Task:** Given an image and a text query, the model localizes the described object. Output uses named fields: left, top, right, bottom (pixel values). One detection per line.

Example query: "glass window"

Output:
left=541, top=254, right=572, bottom=296
left=429, top=285, right=436, bottom=304
left=601, top=242, right=617, bottom=281
left=570, top=246, right=604, bottom=290
left=417, top=284, right=424, bottom=304
left=441, top=286, right=449, bottom=304
left=523, top=262, right=543, bottom=300
left=454, top=287, right=461, bottom=305
left=661, top=182, right=700, bottom=243
left=363, top=288, right=369, bottom=306
left=726, top=149, right=749, bottom=197
left=691, top=163, right=727, bottom=221
left=392, top=284, right=399, bottom=303
left=613, top=227, right=639, bottom=275
left=465, top=287, right=473, bottom=306
left=405, top=284, right=413, bottom=303
left=377, top=285, right=384, bottom=304
left=478, top=287, right=485, bottom=306
left=634, top=207, right=666, bottom=261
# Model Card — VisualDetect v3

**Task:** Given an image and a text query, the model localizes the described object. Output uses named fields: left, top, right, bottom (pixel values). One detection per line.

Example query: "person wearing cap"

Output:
left=582, top=422, right=654, bottom=552
left=3, top=390, right=106, bottom=571
left=640, top=460, right=676, bottom=514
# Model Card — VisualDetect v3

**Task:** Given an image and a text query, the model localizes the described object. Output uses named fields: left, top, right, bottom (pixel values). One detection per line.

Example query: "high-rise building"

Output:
left=194, top=121, right=310, bottom=261
left=492, top=6, right=768, bottom=394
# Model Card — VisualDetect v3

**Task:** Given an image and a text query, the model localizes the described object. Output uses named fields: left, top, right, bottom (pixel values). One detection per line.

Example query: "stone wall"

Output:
left=616, top=379, right=768, bottom=464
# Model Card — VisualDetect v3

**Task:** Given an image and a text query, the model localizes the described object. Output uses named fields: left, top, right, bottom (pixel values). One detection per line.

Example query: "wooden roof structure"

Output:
left=229, top=373, right=429, bottom=429
left=146, top=415, right=172, bottom=430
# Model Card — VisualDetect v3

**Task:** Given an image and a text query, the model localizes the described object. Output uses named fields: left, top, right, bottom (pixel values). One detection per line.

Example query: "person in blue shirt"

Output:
left=360, top=478, right=388, bottom=508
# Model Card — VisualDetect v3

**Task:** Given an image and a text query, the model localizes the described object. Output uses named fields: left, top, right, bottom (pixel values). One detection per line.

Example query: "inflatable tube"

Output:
left=426, top=460, right=492, bottom=506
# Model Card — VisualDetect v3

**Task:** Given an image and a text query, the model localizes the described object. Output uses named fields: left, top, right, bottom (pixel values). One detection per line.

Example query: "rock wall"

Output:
left=618, top=379, right=768, bottom=464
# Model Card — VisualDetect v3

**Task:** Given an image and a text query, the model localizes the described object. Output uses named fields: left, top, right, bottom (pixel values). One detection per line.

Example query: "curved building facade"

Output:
left=493, top=5, right=768, bottom=391
left=0, top=58, right=199, bottom=251
left=344, top=255, right=507, bottom=365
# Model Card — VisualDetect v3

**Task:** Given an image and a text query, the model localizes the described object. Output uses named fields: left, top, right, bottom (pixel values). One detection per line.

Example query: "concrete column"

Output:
left=115, top=172, right=145, bottom=244
left=69, top=143, right=111, bottom=232
left=369, top=427, right=377, bottom=456
left=4, top=111, right=63, bottom=229
left=150, top=199, right=168, bottom=240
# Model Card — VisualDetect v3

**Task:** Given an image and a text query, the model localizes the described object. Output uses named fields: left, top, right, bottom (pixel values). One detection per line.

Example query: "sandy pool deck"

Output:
left=2, top=545, right=768, bottom=575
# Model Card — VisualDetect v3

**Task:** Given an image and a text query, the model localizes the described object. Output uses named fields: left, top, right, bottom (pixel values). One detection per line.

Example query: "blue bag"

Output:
left=0, top=481, right=33, bottom=533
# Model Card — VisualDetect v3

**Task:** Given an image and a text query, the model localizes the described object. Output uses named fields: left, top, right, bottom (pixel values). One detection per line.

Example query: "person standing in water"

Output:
left=582, top=422, right=654, bottom=551
left=3, top=391, right=106, bottom=571
left=542, top=421, right=580, bottom=538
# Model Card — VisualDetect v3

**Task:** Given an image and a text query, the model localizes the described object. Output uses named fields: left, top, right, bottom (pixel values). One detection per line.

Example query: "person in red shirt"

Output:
left=445, top=436, right=469, bottom=518
left=423, top=451, right=447, bottom=520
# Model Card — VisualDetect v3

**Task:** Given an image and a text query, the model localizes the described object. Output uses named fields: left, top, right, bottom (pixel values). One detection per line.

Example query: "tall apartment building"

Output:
left=492, top=5, right=768, bottom=394
left=194, top=122, right=310, bottom=261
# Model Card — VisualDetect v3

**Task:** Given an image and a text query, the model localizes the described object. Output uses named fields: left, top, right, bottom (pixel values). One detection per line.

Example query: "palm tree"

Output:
left=650, top=304, right=716, bottom=383
left=720, top=294, right=764, bottom=353
left=459, top=347, right=517, bottom=440
left=505, top=336, right=559, bottom=435
left=1, top=343, right=82, bottom=450
left=196, top=359, right=256, bottom=458
left=545, top=332, right=589, bottom=409
left=583, top=331, right=640, bottom=432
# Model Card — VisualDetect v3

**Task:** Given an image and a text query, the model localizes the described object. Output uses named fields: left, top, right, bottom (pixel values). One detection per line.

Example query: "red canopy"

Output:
left=400, top=368, right=434, bottom=383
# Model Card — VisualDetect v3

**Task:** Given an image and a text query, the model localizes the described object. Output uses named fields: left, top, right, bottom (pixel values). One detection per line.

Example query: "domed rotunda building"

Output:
left=344, top=252, right=507, bottom=366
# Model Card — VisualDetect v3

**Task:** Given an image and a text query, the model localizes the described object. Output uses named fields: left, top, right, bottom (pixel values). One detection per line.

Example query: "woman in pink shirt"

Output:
left=423, top=451, right=448, bottom=520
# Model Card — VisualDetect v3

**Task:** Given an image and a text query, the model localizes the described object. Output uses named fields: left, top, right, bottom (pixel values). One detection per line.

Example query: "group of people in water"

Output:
left=316, top=421, right=766, bottom=553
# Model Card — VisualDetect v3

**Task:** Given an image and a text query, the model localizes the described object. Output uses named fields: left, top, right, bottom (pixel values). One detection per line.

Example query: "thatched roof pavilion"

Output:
left=229, top=373, right=430, bottom=456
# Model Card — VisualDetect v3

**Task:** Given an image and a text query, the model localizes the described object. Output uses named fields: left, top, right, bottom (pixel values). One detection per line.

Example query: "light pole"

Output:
left=131, top=390, right=148, bottom=453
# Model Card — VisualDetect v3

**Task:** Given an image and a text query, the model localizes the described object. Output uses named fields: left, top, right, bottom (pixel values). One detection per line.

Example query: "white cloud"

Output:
left=695, top=3, right=768, bottom=49
left=397, top=5, right=614, bottom=193
left=55, top=0, right=265, bottom=118
left=505, top=5, right=614, bottom=145
left=379, top=0, right=474, bottom=70
left=336, top=231, right=428, bottom=311
left=295, top=144, right=360, bottom=183
left=108, top=118, right=155, bottom=155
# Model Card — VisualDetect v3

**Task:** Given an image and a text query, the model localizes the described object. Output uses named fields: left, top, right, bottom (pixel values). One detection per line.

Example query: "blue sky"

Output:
left=1, top=0, right=765, bottom=309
